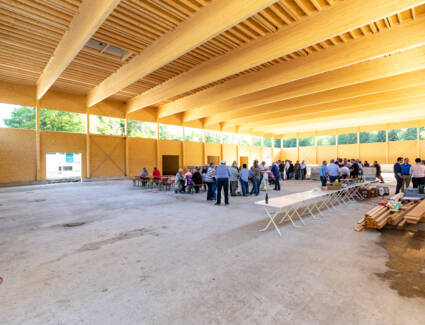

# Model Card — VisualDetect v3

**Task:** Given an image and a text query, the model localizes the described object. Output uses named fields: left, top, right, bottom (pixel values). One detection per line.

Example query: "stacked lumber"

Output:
left=355, top=195, right=424, bottom=231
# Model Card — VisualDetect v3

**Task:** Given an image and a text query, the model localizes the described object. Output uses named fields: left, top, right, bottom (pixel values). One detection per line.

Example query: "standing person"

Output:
left=410, top=158, right=425, bottom=188
left=401, top=158, right=411, bottom=192
left=239, top=164, right=250, bottom=196
left=252, top=161, right=261, bottom=196
left=285, top=160, right=291, bottom=180
left=294, top=160, right=301, bottom=180
left=215, top=160, right=230, bottom=205
left=288, top=161, right=294, bottom=180
left=192, top=168, right=203, bottom=193
left=326, top=159, right=340, bottom=183
left=229, top=161, right=239, bottom=196
left=350, top=159, right=360, bottom=178
left=339, top=164, right=350, bottom=179
left=174, top=169, right=186, bottom=193
left=394, top=157, right=403, bottom=194
left=320, top=161, right=328, bottom=189
left=271, top=162, right=281, bottom=191
left=248, top=166, right=255, bottom=195
left=373, top=161, right=384, bottom=183
left=205, top=162, right=216, bottom=200
left=279, top=160, right=285, bottom=181
left=201, top=168, right=207, bottom=191
left=300, top=160, right=307, bottom=180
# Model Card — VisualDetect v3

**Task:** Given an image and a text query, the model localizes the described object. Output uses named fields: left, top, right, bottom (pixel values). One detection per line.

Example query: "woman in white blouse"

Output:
left=409, top=158, right=425, bottom=188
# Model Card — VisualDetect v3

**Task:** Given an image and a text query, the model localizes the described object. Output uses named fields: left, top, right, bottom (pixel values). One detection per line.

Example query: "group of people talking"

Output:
left=393, top=157, right=425, bottom=194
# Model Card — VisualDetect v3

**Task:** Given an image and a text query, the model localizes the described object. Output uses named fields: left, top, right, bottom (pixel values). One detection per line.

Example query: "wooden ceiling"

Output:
left=1, top=0, right=425, bottom=136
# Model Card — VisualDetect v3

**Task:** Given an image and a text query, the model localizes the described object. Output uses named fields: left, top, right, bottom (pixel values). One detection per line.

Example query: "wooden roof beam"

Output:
left=147, top=0, right=425, bottom=118
left=36, top=0, right=121, bottom=100
left=183, top=18, right=425, bottom=123
left=87, top=0, right=277, bottom=107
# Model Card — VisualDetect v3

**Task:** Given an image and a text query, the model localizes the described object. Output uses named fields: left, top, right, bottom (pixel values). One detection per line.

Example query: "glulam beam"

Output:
left=36, top=0, right=121, bottom=100
left=88, top=0, right=277, bottom=107
left=135, top=0, right=425, bottom=117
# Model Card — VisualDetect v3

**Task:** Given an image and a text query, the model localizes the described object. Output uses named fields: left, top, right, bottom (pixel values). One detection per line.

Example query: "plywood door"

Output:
left=207, top=155, right=220, bottom=165
left=162, top=155, right=179, bottom=175
left=240, top=156, right=249, bottom=167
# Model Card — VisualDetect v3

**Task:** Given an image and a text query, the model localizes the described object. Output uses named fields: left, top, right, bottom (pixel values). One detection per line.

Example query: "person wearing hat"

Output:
left=215, top=160, right=231, bottom=205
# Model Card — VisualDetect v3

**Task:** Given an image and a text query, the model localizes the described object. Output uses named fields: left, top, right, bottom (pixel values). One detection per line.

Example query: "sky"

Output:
left=0, top=103, right=19, bottom=127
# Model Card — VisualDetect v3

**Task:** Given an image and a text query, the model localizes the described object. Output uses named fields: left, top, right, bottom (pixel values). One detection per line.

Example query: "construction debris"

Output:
left=355, top=194, right=425, bottom=231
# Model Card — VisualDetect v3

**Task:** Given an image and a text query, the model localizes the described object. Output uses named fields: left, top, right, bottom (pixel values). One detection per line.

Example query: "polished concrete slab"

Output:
left=0, top=180, right=424, bottom=324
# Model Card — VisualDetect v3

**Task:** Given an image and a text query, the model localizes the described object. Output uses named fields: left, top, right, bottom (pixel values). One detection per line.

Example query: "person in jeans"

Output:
left=320, top=161, right=328, bottom=189
left=229, top=161, right=239, bottom=196
left=300, top=160, right=307, bottom=180
left=279, top=161, right=285, bottom=181
left=373, top=161, right=384, bottom=183
left=205, top=162, right=216, bottom=200
left=394, top=157, right=403, bottom=194
left=239, top=164, right=250, bottom=196
left=400, top=158, right=411, bottom=192
left=326, top=159, right=340, bottom=183
left=215, top=160, right=230, bottom=205
left=252, top=160, right=261, bottom=195
left=409, top=158, right=425, bottom=188
left=271, top=162, right=281, bottom=191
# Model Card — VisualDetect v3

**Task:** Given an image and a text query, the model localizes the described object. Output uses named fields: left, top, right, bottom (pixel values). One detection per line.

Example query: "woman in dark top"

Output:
left=192, top=168, right=203, bottom=193
left=374, top=161, right=384, bottom=183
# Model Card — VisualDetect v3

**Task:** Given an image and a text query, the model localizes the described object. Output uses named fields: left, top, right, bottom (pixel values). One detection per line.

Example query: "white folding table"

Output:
left=256, top=181, right=376, bottom=236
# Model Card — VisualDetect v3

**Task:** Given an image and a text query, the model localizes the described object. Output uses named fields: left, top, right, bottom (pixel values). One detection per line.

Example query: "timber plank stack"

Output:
left=355, top=195, right=425, bottom=231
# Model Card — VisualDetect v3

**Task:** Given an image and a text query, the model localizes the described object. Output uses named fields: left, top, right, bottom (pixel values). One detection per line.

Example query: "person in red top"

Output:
left=152, top=167, right=161, bottom=179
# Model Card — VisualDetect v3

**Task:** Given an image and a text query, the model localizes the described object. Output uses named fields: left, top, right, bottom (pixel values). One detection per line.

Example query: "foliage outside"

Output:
left=2, top=106, right=36, bottom=130
left=337, top=133, right=357, bottom=145
left=274, top=138, right=281, bottom=148
left=238, top=134, right=252, bottom=146
left=252, top=136, right=262, bottom=146
left=359, top=130, right=386, bottom=143
left=128, top=120, right=156, bottom=138
left=263, top=137, right=272, bottom=147
left=316, top=135, right=336, bottom=146
left=388, top=128, right=417, bottom=141
left=223, top=132, right=238, bottom=144
left=205, top=130, right=221, bottom=143
left=283, top=138, right=297, bottom=148
left=184, top=127, right=203, bottom=142
left=90, top=115, right=125, bottom=136
left=159, top=124, right=182, bottom=141
left=420, top=127, right=425, bottom=140
left=298, top=136, right=314, bottom=147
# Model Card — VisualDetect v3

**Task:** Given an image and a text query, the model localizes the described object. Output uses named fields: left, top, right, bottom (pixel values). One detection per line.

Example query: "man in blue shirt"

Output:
left=319, top=161, right=327, bottom=188
left=240, top=164, right=250, bottom=196
left=400, top=157, right=411, bottom=192
left=215, top=160, right=230, bottom=205
left=326, top=159, right=340, bottom=183
left=394, top=157, right=403, bottom=194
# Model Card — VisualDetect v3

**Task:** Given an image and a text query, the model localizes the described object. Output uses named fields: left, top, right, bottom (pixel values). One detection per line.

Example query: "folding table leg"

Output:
left=259, top=207, right=282, bottom=237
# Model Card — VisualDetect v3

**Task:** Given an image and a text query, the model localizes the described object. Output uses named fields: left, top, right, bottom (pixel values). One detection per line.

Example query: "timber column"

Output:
left=86, top=109, right=91, bottom=178
left=235, top=126, right=239, bottom=164
left=35, top=101, right=41, bottom=181
left=125, top=117, right=129, bottom=177
left=156, top=120, right=160, bottom=171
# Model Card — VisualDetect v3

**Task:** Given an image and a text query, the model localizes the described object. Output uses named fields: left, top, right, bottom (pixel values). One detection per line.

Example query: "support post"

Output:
left=296, top=133, right=300, bottom=161
left=385, top=123, right=389, bottom=164
left=181, top=126, right=185, bottom=170
left=271, top=136, right=274, bottom=163
left=314, top=131, right=318, bottom=165
left=417, top=121, right=420, bottom=158
left=86, top=110, right=91, bottom=178
left=156, top=120, right=160, bottom=171
left=336, top=129, right=339, bottom=159
left=202, top=119, right=207, bottom=165
left=35, top=101, right=41, bottom=181
left=125, top=117, right=129, bottom=177
left=236, top=126, right=239, bottom=165
left=219, top=123, right=223, bottom=161
left=356, top=128, right=360, bottom=159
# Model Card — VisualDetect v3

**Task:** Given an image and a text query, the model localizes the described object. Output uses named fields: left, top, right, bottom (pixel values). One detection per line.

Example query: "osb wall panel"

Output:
left=159, top=139, right=182, bottom=171
left=251, top=146, right=262, bottom=162
left=40, top=131, right=87, bottom=179
left=299, top=146, right=316, bottom=164
left=223, top=144, right=236, bottom=164
left=0, top=128, right=36, bottom=182
left=90, top=135, right=125, bottom=178
left=263, top=147, right=272, bottom=164
left=360, top=143, right=386, bottom=164
left=128, top=137, right=157, bottom=176
left=317, top=146, right=337, bottom=164
left=282, top=148, right=297, bottom=162
left=273, top=148, right=282, bottom=162
left=184, top=141, right=203, bottom=168
left=0, top=81, right=35, bottom=107
left=388, top=140, right=418, bottom=162
left=40, top=91, right=86, bottom=114
left=206, top=143, right=220, bottom=158
left=337, top=144, right=358, bottom=159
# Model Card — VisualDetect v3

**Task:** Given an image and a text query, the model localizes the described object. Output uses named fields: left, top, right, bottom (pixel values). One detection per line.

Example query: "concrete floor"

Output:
left=0, top=180, right=424, bottom=324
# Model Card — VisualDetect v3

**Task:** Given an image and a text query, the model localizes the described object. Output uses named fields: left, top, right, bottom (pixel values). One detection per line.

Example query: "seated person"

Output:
left=152, top=167, right=161, bottom=180
left=140, top=168, right=148, bottom=186
left=185, top=172, right=194, bottom=192
left=192, top=168, right=203, bottom=193
left=175, top=169, right=186, bottom=193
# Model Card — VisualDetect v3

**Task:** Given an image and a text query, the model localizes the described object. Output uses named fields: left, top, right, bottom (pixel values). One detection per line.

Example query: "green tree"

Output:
left=274, top=138, right=281, bottom=148
left=263, top=137, right=272, bottom=147
left=283, top=138, right=297, bottom=148
left=299, top=136, right=314, bottom=147
left=128, top=120, right=156, bottom=138
left=40, top=109, right=85, bottom=133
left=92, top=116, right=125, bottom=136
left=337, top=133, right=357, bottom=145
left=3, top=106, right=36, bottom=129
left=317, top=135, right=336, bottom=146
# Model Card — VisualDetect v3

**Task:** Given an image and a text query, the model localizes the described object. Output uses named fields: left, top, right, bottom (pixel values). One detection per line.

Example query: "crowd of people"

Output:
left=139, top=156, right=425, bottom=205
left=393, top=157, right=425, bottom=194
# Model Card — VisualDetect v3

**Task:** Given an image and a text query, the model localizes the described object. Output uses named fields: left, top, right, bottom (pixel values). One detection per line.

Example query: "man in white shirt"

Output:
left=339, top=165, right=350, bottom=179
